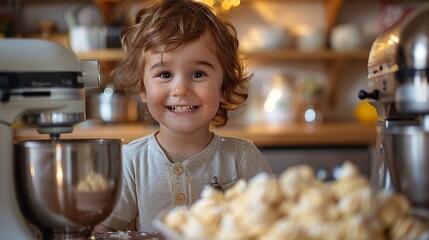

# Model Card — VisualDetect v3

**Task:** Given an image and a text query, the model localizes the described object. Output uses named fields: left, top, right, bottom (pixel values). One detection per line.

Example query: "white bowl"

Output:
left=330, top=24, right=363, bottom=51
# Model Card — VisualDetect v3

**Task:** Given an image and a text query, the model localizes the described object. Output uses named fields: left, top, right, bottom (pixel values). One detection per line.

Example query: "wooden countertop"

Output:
left=13, top=122, right=376, bottom=147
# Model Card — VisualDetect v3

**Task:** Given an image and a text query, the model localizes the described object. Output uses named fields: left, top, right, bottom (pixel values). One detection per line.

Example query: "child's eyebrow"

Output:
left=195, top=60, right=215, bottom=69
left=149, top=60, right=215, bottom=72
left=148, top=62, right=164, bottom=71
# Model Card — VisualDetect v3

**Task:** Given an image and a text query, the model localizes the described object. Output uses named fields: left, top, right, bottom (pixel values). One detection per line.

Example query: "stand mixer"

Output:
left=0, top=39, right=122, bottom=239
left=359, top=5, right=429, bottom=208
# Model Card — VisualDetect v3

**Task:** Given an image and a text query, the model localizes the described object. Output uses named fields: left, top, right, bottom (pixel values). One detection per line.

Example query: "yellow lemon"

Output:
left=354, top=100, right=378, bottom=126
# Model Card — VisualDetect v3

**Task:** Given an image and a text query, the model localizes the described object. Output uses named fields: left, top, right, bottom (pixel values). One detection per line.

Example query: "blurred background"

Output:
left=2, top=0, right=424, bottom=124
left=4, top=0, right=428, bottom=178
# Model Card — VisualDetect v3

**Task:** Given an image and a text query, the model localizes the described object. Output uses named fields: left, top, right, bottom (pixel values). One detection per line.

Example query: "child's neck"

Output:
left=155, top=129, right=214, bottom=159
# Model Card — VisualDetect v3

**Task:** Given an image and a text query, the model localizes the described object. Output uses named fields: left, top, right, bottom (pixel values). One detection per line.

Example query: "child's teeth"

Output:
left=172, top=106, right=194, bottom=112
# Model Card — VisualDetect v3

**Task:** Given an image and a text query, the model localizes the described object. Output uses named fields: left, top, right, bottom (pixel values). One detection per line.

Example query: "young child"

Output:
left=95, top=0, right=272, bottom=232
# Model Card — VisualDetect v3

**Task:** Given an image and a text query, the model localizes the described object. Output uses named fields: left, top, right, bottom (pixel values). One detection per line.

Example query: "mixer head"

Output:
left=0, top=39, right=99, bottom=139
left=359, top=5, right=429, bottom=121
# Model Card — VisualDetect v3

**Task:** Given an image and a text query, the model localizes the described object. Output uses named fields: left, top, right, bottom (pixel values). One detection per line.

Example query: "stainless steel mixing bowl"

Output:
left=14, top=139, right=122, bottom=239
left=385, top=126, right=429, bottom=209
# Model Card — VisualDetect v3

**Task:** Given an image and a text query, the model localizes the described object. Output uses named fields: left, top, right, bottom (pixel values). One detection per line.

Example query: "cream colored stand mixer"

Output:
left=0, top=39, right=121, bottom=239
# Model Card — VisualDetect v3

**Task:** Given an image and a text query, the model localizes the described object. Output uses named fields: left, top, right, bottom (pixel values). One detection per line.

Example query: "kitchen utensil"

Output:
left=15, top=139, right=122, bottom=239
left=296, top=26, right=327, bottom=51
left=358, top=4, right=429, bottom=208
left=69, top=25, right=107, bottom=51
left=76, top=4, right=102, bottom=26
left=260, top=74, right=296, bottom=124
left=330, top=23, right=363, bottom=51
left=239, top=25, right=289, bottom=53
left=86, top=84, right=139, bottom=123
left=295, top=74, right=326, bottom=124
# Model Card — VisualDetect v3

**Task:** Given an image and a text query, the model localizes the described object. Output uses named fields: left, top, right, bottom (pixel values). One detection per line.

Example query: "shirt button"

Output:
left=175, top=193, right=186, bottom=203
left=173, top=165, right=184, bottom=175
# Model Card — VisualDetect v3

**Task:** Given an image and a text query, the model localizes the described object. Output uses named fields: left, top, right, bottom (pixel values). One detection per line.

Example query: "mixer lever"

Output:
left=358, top=90, right=379, bottom=100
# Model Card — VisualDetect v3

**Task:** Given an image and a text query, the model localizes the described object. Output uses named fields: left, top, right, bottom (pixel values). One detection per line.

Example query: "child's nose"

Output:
left=172, top=80, right=190, bottom=98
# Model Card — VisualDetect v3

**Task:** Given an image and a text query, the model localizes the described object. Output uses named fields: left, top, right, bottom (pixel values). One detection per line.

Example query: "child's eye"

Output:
left=159, top=72, right=172, bottom=79
left=192, top=71, right=206, bottom=78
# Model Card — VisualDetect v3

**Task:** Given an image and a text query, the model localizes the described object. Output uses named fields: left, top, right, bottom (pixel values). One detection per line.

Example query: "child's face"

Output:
left=141, top=34, right=224, bottom=135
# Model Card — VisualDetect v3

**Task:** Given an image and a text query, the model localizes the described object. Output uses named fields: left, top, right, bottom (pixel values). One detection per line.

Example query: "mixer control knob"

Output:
left=0, top=75, right=10, bottom=102
left=358, top=90, right=379, bottom=100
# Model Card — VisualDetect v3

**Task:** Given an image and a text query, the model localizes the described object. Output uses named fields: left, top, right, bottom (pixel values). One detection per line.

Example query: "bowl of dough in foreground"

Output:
left=154, top=162, right=429, bottom=240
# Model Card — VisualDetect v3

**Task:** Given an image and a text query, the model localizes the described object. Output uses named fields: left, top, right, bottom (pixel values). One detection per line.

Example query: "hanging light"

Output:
left=195, top=0, right=241, bottom=13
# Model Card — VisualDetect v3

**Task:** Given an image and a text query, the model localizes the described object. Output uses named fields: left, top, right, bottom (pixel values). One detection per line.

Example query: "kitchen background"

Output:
left=3, top=0, right=428, bottom=179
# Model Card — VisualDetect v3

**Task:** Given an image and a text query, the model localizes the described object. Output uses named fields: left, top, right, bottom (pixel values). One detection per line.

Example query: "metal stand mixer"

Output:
left=359, top=5, right=429, bottom=208
left=0, top=39, right=122, bottom=239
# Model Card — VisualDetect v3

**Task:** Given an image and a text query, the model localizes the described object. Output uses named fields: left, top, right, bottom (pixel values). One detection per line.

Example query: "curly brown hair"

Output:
left=112, top=0, right=251, bottom=127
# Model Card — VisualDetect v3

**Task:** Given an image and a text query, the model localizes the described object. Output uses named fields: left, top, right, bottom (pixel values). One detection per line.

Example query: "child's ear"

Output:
left=140, top=92, right=147, bottom=103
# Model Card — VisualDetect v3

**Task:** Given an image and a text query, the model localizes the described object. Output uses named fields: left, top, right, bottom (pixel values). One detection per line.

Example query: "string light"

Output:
left=195, top=0, right=241, bottom=13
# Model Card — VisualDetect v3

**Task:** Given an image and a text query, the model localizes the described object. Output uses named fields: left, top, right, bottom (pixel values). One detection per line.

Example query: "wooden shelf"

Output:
left=75, top=48, right=370, bottom=62
left=75, top=49, right=124, bottom=61
left=14, top=122, right=376, bottom=147
left=243, top=49, right=370, bottom=62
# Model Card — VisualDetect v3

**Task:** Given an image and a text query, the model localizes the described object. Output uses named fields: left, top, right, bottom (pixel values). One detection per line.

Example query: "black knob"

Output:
left=358, top=90, right=368, bottom=99
left=358, top=90, right=379, bottom=100
left=0, top=75, right=10, bottom=103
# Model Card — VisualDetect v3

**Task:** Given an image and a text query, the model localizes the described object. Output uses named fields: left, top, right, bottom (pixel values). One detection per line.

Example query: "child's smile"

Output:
left=167, top=105, right=199, bottom=113
left=141, top=33, right=224, bottom=136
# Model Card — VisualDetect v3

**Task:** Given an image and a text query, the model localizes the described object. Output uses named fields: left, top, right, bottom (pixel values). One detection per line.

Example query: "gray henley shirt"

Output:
left=101, top=132, right=272, bottom=232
